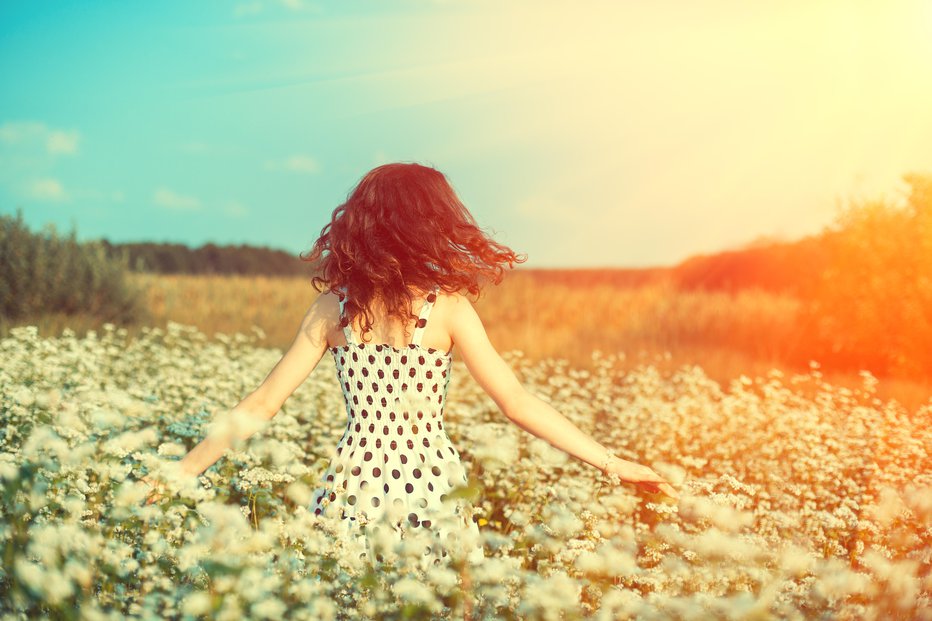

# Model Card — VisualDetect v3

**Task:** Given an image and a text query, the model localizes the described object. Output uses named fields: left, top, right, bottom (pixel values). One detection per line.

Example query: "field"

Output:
left=11, top=271, right=932, bottom=414
left=1, top=301, right=930, bottom=618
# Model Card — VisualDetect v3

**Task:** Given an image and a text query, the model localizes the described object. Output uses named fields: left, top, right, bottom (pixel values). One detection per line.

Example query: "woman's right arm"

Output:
left=142, top=291, right=338, bottom=504
left=446, top=293, right=678, bottom=499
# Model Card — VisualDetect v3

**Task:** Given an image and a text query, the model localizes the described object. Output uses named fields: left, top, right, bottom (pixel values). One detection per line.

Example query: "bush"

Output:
left=796, top=172, right=932, bottom=378
left=0, top=208, right=146, bottom=323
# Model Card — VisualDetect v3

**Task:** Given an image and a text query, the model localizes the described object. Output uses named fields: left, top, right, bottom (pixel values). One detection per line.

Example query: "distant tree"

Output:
left=100, top=240, right=309, bottom=276
left=796, top=172, right=932, bottom=377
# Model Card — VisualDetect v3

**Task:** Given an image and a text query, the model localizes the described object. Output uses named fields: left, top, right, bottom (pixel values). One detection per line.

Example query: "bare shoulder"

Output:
left=436, top=289, right=484, bottom=342
left=311, top=289, right=341, bottom=316
left=305, top=289, right=341, bottom=332
left=436, top=289, right=476, bottom=323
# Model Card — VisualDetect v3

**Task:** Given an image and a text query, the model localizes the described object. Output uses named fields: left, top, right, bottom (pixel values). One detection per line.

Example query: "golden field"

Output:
left=12, top=270, right=931, bottom=415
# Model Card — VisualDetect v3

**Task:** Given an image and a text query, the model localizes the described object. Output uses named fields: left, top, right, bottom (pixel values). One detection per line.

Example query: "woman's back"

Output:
left=325, top=286, right=454, bottom=355
left=310, top=284, right=485, bottom=570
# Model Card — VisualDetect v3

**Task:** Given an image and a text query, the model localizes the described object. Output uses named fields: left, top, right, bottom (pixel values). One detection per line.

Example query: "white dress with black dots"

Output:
left=309, top=284, right=485, bottom=569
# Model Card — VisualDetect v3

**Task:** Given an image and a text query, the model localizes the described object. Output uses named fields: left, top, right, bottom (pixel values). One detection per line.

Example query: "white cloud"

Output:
left=0, top=121, right=80, bottom=155
left=153, top=187, right=202, bottom=210
left=265, top=154, right=320, bottom=174
left=225, top=201, right=249, bottom=218
left=47, top=130, right=80, bottom=155
left=0, top=121, right=43, bottom=144
left=29, top=178, right=67, bottom=201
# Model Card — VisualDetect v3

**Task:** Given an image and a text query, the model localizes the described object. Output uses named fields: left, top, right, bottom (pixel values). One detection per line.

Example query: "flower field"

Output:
left=0, top=322, right=930, bottom=620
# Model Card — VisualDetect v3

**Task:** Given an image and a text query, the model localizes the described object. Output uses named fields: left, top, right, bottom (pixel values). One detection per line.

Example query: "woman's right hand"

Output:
left=612, top=461, right=680, bottom=500
left=140, top=474, right=167, bottom=505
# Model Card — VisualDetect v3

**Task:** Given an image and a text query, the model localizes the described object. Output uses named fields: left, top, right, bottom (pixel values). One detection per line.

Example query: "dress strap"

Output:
left=338, top=292, right=355, bottom=346
left=410, top=285, right=440, bottom=347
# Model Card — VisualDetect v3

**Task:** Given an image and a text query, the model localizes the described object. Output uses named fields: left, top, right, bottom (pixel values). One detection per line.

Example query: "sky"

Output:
left=1, top=0, right=931, bottom=268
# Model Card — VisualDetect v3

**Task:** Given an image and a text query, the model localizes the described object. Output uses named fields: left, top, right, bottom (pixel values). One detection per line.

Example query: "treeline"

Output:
left=669, top=233, right=834, bottom=296
left=98, top=241, right=309, bottom=276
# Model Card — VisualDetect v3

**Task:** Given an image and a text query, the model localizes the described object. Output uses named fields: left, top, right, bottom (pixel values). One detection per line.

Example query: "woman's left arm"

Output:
left=143, top=292, right=337, bottom=502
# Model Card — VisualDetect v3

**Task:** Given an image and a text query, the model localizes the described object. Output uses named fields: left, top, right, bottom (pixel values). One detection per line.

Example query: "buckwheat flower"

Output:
left=473, top=555, right=520, bottom=584
left=63, top=559, right=92, bottom=590
left=903, top=482, right=932, bottom=524
left=113, top=480, right=149, bottom=509
left=157, top=442, right=187, bottom=457
left=206, top=407, right=269, bottom=446
left=814, top=558, right=872, bottom=600
left=678, top=495, right=753, bottom=532
left=779, top=543, right=817, bottom=577
left=21, top=425, right=70, bottom=464
left=392, top=576, right=443, bottom=613
left=866, top=486, right=909, bottom=526
left=14, top=558, right=45, bottom=596
left=507, top=508, right=530, bottom=527
left=89, top=405, right=124, bottom=431
left=470, top=422, right=520, bottom=469
left=518, top=571, right=582, bottom=619
left=424, top=565, right=459, bottom=594
left=251, top=597, right=287, bottom=619
left=102, top=428, right=158, bottom=459
left=546, top=506, right=584, bottom=538
left=528, top=436, right=569, bottom=467
left=0, top=452, right=17, bottom=480
left=285, top=481, right=312, bottom=505
left=652, top=461, right=687, bottom=487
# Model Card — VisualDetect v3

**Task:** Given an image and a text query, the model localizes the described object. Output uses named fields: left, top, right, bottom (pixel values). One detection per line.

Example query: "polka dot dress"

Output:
left=309, top=284, right=485, bottom=570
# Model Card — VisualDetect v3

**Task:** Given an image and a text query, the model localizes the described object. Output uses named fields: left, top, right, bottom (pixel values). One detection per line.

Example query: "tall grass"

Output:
left=4, top=265, right=929, bottom=413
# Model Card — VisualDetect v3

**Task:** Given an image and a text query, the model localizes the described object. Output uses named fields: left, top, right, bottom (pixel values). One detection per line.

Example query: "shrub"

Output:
left=0, top=208, right=146, bottom=323
left=796, top=172, right=932, bottom=378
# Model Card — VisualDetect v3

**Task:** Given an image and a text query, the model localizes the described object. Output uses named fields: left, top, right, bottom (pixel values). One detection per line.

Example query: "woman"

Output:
left=142, top=162, right=678, bottom=615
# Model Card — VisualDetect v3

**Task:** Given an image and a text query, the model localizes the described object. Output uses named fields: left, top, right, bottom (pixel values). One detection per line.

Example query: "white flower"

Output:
left=392, top=576, right=443, bottom=613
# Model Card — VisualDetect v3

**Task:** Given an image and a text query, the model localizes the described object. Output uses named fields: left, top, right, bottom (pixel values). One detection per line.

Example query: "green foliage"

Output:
left=797, top=172, right=932, bottom=377
left=98, top=239, right=309, bottom=276
left=0, top=208, right=146, bottom=323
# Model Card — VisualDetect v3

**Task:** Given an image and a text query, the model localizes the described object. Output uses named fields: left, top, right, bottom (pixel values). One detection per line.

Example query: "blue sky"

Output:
left=1, top=0, right=931, bottom=268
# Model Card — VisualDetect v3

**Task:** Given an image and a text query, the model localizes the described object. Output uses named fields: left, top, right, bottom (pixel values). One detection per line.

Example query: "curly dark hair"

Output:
left=300, top=162, right=527, bottom=343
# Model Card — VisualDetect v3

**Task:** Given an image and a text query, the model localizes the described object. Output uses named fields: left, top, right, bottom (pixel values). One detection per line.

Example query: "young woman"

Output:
left=142, top=162, right=678, bottom=614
